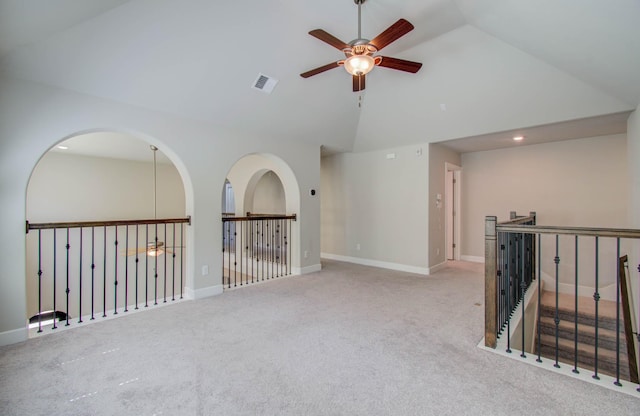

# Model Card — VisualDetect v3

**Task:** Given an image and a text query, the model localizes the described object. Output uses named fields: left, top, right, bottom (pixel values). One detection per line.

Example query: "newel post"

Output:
left=485, top=216, right=498, bottom=348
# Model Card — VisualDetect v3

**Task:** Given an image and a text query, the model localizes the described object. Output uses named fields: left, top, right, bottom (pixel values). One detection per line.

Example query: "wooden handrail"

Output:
left=26, top=216, right=191, bottom=233
left=619, top=255, right=639, bottom=384
left=223, top=214, right=297, bottom=222
left=496, top=224, right=640, bottom=239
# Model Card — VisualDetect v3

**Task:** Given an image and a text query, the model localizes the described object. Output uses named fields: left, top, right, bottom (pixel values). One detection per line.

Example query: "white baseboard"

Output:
left=0, top=327, right=28, bottom=346
left=292, top=264, right=322, bottom=275
left=428, top=261, right=447, bottom=274
left=539, top=272, right=617, bottom=302
left=185, top=284, right=223, bottom=300
left=461, top=255, right=484, bottom=263
left=321, top=253, right=429, bottom=275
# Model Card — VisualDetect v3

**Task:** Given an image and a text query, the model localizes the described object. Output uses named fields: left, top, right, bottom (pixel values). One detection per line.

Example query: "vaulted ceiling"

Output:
left=1, top=0, right=639, bottom=155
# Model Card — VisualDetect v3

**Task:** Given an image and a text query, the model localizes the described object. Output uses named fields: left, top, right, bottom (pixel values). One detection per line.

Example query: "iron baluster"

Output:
left=236, top=222, right=241, bottom=286
left=114, top=226, right=118, bottom=315
left=536, top=233, right=542, bottom=363
left=593, top=236, right=600, bottom=380
left=124, top=225, right=129, bottom=312
left=222, top=219, right=227, bottom=289
left=78, top=227, right=83, bottom=323
left=91, top=227, right=95, bottom=320
left=53, top=228, right=57, bottom=329
left=573, top=236, right=579, bottom=374
left=520, top=234, right=526, bottom=358
left=180, top=223, right=184, bottom=299
left=163, top=223, right=167, bottom=303
left=506, top=234, right=511, bottom=354
left=172, top=223, right=176, bottom=301
left=154, top=223, right=158, bottom=305
left=614, top=238, right=621, bottom=386
left=135, top=224, right=139, bottom=309
left=553, top=234, right=560, bottom=368
left=103, top=225, right=107, bottom=318
left=37, top=230, right=43, bottom=333
left=145, top=224, right=149, bottom=307
left=65, top=228, right=70, bottom=326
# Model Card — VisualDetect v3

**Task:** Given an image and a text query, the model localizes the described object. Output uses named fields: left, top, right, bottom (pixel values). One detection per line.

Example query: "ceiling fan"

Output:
left=300, top=0, right=422, bottom=92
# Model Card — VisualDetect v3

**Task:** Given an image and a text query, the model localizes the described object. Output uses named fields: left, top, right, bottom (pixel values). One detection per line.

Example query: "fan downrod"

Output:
left=354, top=0, right=366, bottom=4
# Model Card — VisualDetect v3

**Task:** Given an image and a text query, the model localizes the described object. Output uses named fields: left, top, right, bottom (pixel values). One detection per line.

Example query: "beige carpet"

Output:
left=0, top=260, right=637, bottom=415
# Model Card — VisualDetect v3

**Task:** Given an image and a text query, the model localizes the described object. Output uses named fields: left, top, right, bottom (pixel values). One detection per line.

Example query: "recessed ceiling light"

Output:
left=513, top=136, right=524, bottom=142
left=57, top=145, right=69, bottom=150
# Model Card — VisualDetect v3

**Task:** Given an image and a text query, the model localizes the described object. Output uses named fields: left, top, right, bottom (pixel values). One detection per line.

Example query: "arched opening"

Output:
left=246, top=170, right=286, bottom=215
left=25, top=131, right=191, bottom=334
left=222, top=179, right=236, bottom=215
left=222, top=154, right=301, bottom=288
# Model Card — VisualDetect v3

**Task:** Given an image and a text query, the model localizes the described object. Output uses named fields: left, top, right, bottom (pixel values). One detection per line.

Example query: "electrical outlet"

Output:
left=304, top=250, right=309, bottom=258
left=202, top=265, right=209, bottom=276
left=356, top=243, right=361, bottom=251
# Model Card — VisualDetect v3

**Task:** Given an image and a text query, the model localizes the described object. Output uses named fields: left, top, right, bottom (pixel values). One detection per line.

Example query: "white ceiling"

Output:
left=1, top=0, right=639, bottom=158
left=51, top=132, right=172, bottom=163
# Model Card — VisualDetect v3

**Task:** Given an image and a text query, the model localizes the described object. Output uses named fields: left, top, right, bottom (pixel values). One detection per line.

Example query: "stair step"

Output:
left=537, top=333, right=630, bottom=380
left=540, top=291, right=621, bottom=332
left=538, top=316, right=626, bottom=352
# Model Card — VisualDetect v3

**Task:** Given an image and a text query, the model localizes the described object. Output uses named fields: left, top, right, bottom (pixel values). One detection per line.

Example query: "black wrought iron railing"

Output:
left=495, top=212, right=536, bottom=354
left=222, top=213, right=296, bottom=288
left=485, top=213, right=640, bottom=389
left=26, top=217, right=190, bottom=333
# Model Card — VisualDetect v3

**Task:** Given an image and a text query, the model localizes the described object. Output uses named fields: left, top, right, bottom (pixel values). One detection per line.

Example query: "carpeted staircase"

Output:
left=536, top=290, right=635, bottom=381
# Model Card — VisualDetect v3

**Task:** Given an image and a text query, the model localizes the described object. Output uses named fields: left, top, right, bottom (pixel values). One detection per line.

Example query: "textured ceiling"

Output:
left=1, top=0, right=639, bottom=157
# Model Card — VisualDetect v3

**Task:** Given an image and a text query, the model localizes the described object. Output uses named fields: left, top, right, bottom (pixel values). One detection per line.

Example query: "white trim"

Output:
left=428, top=261, right=447, bottom=274
left=293, top=263, right=322, bottom=275
left=321, top=253, right=429, bottom=275
left=539, top=271, right=617, bottom=302
left=461, top=255, right=484, bottom=263
left=0, top=327, right=28, bottom=346
left=185, top=284, right=223, bottom=300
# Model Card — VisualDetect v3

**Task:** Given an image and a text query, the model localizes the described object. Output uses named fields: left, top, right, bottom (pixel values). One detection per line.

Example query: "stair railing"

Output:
left=26, top=217, right=190, bottom=333
left=485, top=214, right=640, bottom=389
left=222, top=213, right=296, bottom=288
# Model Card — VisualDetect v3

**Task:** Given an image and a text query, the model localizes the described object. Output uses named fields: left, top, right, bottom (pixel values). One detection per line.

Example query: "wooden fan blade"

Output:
left=353, top=74, right=366, bottom=92
left=369, top=19, right=414, bottom=51
left=301, top=61, right=340, bottom=78
left=122, top=247, right=149, bottom=256
left=377, top=56, right=422, bottom=73
left=309, top=29, right=350, bottom=51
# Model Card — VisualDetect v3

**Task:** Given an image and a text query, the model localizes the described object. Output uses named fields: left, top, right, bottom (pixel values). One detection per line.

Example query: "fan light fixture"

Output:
left=147, top=241, right=164, bottom=257
left=343, top=54, right=374, bottom=75
left=300, top=0, right=422, bottom=92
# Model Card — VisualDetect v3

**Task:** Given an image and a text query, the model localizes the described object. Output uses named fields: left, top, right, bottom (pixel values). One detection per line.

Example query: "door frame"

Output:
left=445, top=162, right=461, bottom=261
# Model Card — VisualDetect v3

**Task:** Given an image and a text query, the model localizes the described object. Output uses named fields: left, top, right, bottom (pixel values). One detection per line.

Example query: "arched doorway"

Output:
left=222, top=154, right=301, bottom=288
left=25, top=131, right=191, bottom=333
left=247, top=170, right=286, bottom=215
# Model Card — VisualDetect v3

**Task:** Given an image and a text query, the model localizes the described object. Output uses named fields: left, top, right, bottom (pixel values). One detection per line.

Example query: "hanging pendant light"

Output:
left=147, top=145, right=164, bottom=257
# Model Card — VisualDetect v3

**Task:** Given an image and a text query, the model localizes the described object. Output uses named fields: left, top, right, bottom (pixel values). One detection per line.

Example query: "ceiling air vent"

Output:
left=252, top=73, right=278, bottom=94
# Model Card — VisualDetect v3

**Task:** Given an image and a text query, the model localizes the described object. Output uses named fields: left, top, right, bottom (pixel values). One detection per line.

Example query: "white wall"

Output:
left=428, top=144, right=461, bottom=268
left=252, top=171, right=286, bottom=214
left=461, top=134, right=629, bottom=295
left=0, top=76, right=321, bottom=344
left=321, top=144, right=429, bottom=273
left=27, top=152, right=185, bottom=221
